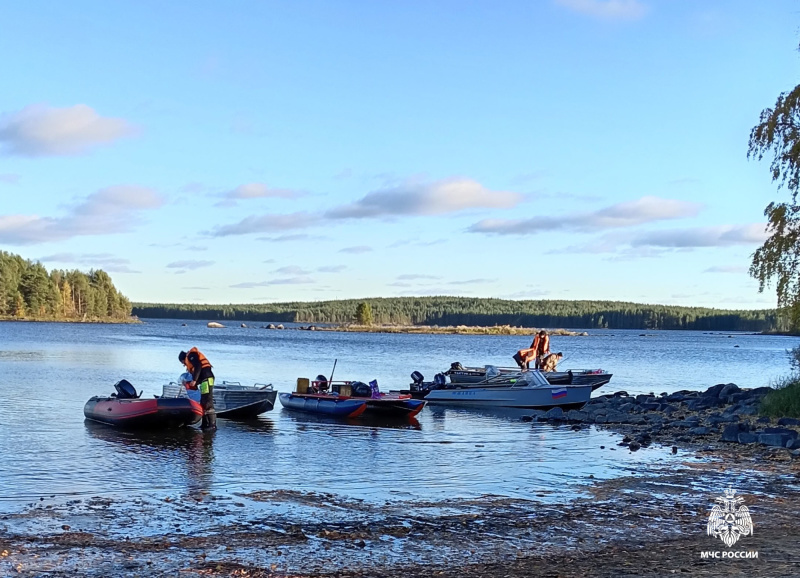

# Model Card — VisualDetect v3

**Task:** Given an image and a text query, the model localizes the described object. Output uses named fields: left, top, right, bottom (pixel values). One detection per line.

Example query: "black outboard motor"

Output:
left=315, top=374, right=329, bottom=392
left=350, top=381, right=372, bottom=397
left=410, top=372, right=447, bottom=394
left=114, top=379, right=139, bottom=399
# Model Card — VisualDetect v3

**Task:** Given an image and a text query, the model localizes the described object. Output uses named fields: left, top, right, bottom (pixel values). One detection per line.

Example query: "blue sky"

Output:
left=0, top=0, right=798, bottom=308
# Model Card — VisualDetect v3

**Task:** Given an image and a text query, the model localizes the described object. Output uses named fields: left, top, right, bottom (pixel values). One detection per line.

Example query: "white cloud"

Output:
left=38, top=252, right=140, bottom=273
left=227, top=183, right=303, bottom=200
left=216, top=183, right=305, bottom=206
left=257, top=234, right=315, bottom=243
left=326, top=177, right=523, bottom=219
left=212, top=212, right=318, bottom=236
left=555, top=0, right=647, bottom=21
left=339, top=245, right=373, bottom=254
left=631, top=224, right=768, bottom=248
left=166, top=260, right=215, bottom=270
left=0, top=185, right=164, bottom=245
left=274, top=266, right=310, bottom=275
left=0, top=104, right=133, bottom=156
left=0, top=173, right=20, bottom=184
left=468, top=196, right=701, bottom=235
left=397, top=274, right=441, bottom=281
left=387, top=238, right=448, bottom=249
left=448, top=278, right=496, bottom=285
left=318, top=265, right=346, bottom=273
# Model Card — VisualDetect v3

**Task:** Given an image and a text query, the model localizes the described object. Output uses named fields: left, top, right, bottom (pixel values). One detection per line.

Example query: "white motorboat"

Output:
left=422, top=370, right=594, bottom=409
left=445, top=362, right=612, bottom=390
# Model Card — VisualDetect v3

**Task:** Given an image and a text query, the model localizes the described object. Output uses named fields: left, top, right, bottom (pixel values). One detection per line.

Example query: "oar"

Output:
left=329, top=358, right=338, bottom=383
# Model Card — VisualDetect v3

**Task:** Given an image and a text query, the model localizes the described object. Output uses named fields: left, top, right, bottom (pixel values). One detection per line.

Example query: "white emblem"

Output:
left=707, top=488, right=754, bottom=547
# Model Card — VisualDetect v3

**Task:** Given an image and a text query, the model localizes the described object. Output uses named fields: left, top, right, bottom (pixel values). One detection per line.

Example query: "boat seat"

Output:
left=114, top=379, right=139, bottom=399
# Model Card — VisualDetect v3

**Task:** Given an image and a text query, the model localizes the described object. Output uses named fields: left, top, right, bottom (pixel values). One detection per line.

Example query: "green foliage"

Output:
left=132, top=296, right=787, bottom=331
left=748, top=75, right=800, bottom=328
left=355, top=301, right=373, bottom=325
left=760, top=375, right=800, bottom=418
left=0, top=250, right=132, bottom=321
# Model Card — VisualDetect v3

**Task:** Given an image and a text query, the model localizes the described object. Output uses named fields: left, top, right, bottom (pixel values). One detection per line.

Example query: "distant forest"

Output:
left=132, top=297, right=788, bottom=332
left=0, top=251, right=132, bottom=321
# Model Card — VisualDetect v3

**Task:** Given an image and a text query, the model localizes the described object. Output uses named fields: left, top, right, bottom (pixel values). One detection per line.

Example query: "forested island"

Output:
left=0, top=251, right=132, bottom=322
left=132, top=297, right=788, bottom=332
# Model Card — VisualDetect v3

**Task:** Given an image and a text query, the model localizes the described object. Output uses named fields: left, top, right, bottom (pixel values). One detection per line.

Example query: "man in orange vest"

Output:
left=179, top=348, right=216, bottom=430
left=513, top=330, right=550, bottom=370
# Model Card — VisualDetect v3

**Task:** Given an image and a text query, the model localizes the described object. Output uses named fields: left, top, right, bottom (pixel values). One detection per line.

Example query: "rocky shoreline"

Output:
left=2, top=459, right=798, bottom=577
left=205, top=321, right=589, bottom=336
left=526, top=383, right=800, bottom=457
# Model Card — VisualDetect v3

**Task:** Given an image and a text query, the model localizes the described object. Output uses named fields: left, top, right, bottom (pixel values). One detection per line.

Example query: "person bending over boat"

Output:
left=179, top=348, right=216, bottom=430
left=540, top=352, right=563, bottom=373
left=513, top=330, right=550, bottom=370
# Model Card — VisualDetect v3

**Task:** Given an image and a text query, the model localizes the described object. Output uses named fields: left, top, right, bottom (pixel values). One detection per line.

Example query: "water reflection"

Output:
left=220, top=418, right=276, bottom=434
left=426, top=405, right=533, bottom=423
left=83, top=422, right=216, bottom=495
left=279, top=409, right=421, bottom=430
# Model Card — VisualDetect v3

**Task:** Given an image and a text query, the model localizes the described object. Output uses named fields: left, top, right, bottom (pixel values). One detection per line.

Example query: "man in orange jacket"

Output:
left=179, top=348, right=216, bottom=430
left=513, top=330, right=550, bottom=370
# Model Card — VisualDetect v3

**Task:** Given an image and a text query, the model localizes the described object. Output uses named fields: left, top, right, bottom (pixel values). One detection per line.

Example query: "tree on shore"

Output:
left=0, top=250, right=132, bottom=321
left=132, top=297, right=786, bottom=331
left=749, top=51, right=800, bottom=328
left=356, top=301, right=373, bottom=325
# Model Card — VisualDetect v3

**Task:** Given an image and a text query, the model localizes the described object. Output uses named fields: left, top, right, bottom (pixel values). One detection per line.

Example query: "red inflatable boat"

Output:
left=84, top=380, right=202, bottom=429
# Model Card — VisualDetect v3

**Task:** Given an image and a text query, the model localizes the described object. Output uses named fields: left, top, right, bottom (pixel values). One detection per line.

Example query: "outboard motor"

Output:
left=411, top=371, right=424, bottom=385
left=433, top=373, right=447, bottom=387
left=114, top=379, right=139, bottom=399
left=350, top=381, right=372, bottom=397
left=314, top=374, right=329, bottom=392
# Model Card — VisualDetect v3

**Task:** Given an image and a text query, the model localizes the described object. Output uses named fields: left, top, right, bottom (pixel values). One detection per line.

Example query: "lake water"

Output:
left=1, top=320, right=798, bottom=512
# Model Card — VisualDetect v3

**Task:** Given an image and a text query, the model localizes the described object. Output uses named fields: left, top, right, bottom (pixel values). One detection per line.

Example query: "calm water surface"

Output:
left=1, top=320, right=797, bottom=511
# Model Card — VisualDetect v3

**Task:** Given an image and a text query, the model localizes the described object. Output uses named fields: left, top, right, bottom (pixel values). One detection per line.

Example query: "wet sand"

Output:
left=2, top=450, right=798, bottom=577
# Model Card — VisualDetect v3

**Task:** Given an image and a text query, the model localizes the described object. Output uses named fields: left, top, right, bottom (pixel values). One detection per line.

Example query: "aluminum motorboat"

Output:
left=161, top=381, right=277, bottom=419
left=418, top=370, right=594, bottom=410
left=445, top=362, right=612, bottom=390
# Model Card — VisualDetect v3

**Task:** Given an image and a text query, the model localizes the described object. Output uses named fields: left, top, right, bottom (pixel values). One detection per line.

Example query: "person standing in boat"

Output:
left=179, top=348, right=216, bottom=430
left=513, top=330, right=550, bottom=370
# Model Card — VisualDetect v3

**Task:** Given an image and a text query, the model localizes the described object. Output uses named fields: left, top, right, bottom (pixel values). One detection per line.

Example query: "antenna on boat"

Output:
left=329, top=358, right=338, bottom=382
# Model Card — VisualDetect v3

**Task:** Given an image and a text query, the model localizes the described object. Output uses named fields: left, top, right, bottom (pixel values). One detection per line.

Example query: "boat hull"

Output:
left=447, top=367, right=611, bottom=390
left=364, top=398, right=426, bottom=417
left=279, top=393, right=367, bottom=417
left=162, top=383, right=277, bottom=419
left=83, top=397, right=203, bottom=429
left=424, top=384, right=593, bottom=409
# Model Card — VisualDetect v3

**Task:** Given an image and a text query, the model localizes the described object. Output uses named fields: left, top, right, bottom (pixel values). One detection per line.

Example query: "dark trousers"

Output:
left=200, top=387, right=216, bottom=429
